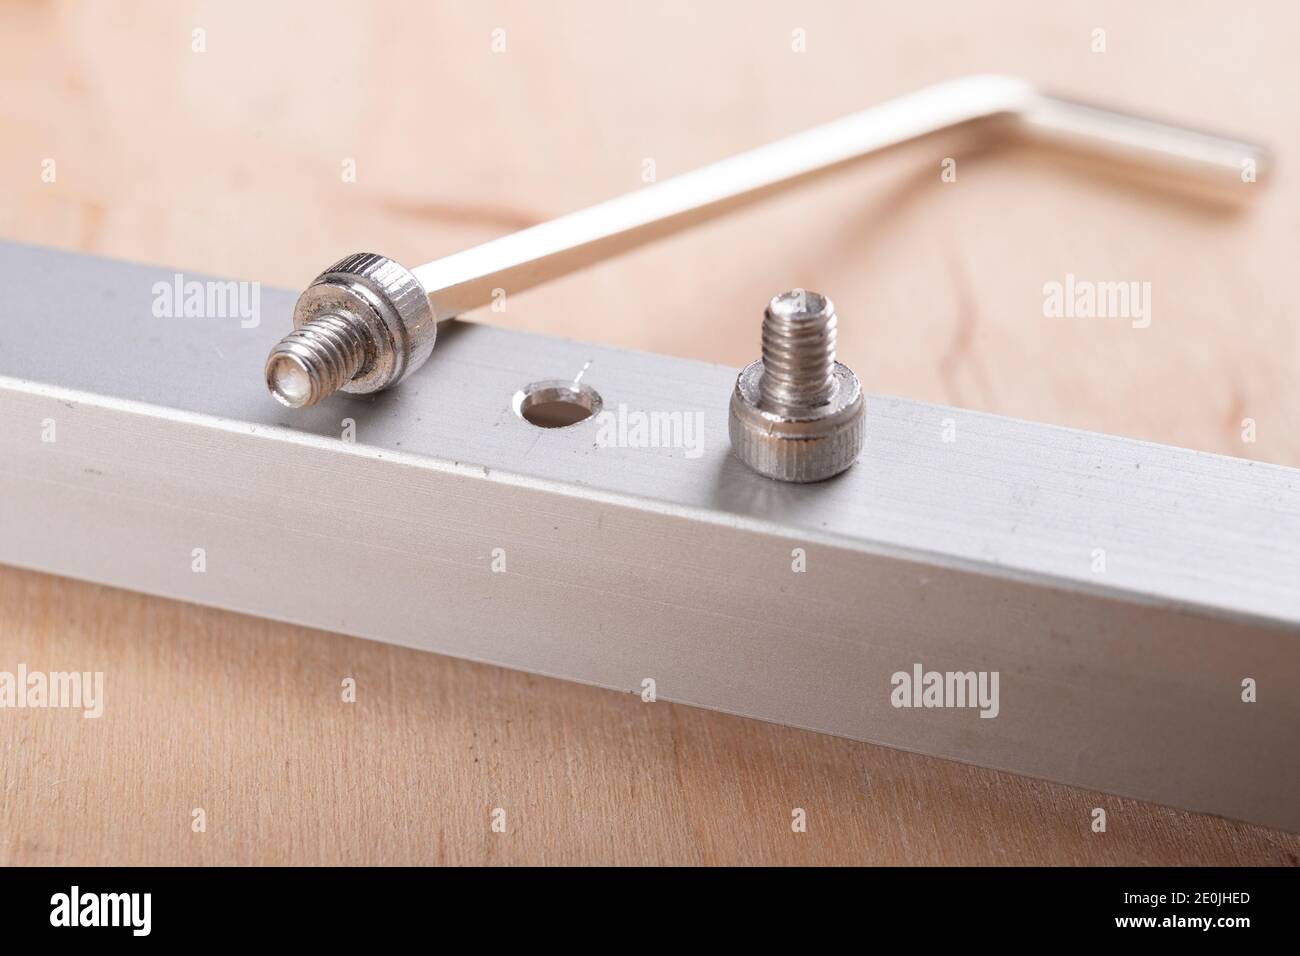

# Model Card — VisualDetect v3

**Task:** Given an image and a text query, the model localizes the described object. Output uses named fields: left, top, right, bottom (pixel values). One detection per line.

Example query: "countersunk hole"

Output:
left=512, top=380, right=602, bottom=428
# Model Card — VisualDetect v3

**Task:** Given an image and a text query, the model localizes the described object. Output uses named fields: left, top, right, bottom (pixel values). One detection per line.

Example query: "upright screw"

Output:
left=728, top=290, right=865, bottom=482
left=264, top=253, right=436, bottom=408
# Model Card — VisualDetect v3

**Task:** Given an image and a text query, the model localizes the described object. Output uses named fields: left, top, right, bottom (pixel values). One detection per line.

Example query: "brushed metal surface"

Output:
left=1, top=241, right=1297, bottom=829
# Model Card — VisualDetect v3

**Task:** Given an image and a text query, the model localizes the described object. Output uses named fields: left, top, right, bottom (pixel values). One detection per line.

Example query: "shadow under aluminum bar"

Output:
left=1, top=242, right=1297, bottom=831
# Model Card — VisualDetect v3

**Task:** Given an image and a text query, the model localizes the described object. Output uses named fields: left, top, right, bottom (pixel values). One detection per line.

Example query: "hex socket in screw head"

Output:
left=264, top=253, right=436, bottom=408
left=728, top=291, right=866, bottom=483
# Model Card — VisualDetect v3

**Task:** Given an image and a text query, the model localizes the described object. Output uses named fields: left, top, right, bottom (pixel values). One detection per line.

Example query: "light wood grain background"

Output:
left=1, top=0, right=1297, bottom=864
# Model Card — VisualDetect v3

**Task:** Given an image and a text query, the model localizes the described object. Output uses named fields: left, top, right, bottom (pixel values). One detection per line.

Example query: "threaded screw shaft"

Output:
left=758, top=290, right=838, bottom=412
left=264, top=312, right=369, bottom=408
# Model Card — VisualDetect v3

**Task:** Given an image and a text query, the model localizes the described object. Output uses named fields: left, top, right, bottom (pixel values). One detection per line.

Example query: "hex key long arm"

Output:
left=265, top=74, right=1267, bottom=407
left=412, top=73, right=1264, bottom=318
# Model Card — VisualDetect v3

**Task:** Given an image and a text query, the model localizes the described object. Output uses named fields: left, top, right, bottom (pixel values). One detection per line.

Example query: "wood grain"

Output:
left=2, top=0, right=1297, bottom=864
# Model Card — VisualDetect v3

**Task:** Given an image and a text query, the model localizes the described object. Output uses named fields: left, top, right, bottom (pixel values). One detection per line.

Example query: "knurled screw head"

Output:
left=264, top=253, right=436, bottom=408
left=728, top=290, right=866, bottom=482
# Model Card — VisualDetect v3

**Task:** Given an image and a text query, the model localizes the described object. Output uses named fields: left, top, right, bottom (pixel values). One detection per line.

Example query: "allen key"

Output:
left=264, top=73, right=1267, bottom=408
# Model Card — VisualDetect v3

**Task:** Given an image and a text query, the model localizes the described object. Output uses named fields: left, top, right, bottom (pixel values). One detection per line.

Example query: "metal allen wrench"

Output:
left=264, top=73, right=1266, bottom=411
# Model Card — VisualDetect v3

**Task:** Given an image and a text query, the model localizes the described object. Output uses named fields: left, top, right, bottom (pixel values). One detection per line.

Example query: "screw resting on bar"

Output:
left=264, top=253, right=435, bottom=408
left=729, top=290, right=866, bottom=483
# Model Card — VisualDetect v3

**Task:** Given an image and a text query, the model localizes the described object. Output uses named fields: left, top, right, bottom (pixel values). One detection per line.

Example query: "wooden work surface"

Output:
left=1, top=1, right=1297, bottom=865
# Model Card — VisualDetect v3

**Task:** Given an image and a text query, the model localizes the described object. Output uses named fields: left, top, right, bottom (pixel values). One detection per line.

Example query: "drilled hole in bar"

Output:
left=512, top=380, right=603, bottom=428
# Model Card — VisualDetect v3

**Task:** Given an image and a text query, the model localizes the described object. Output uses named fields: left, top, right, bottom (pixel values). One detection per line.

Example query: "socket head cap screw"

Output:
left=265, top=253, right=436, bottom=408
left=728, top=290, right=865, bottom=483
